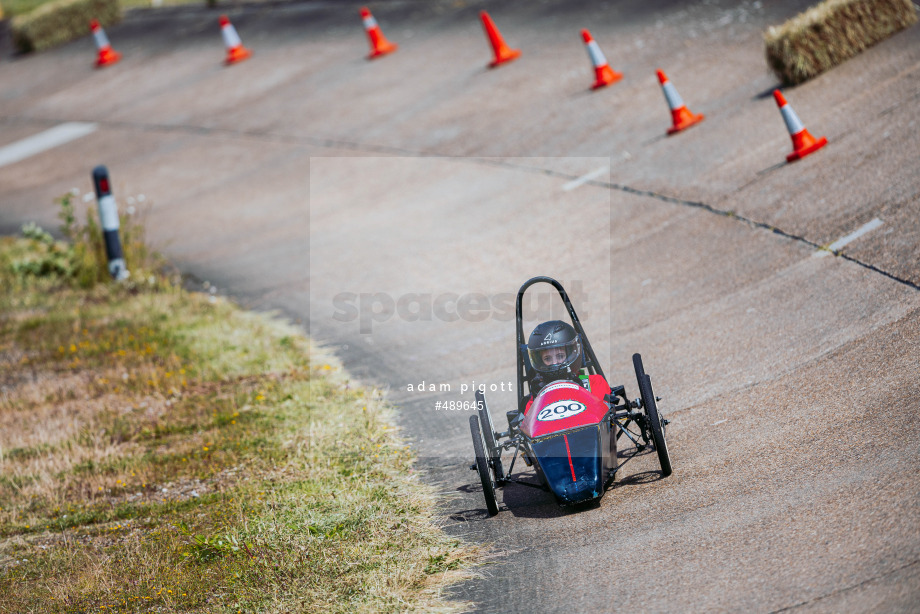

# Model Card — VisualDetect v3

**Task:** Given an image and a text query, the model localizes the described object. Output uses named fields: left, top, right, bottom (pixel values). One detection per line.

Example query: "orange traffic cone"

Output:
left=657, top=69, right=704, bottom=135
left=773, top=90, right=827, bottom=162
left=361, top=7, right=397, bottom=59
left=480, top=11, right=520, bottom=68
left=90, top=20, right=120, bottom=68
left=581, top=29, right=621, bottom=89
left=219, top=15, right=251, bottom=65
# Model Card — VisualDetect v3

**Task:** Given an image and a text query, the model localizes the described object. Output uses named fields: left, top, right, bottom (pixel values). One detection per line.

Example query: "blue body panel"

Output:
left=531, top=425, right=606, bottom=504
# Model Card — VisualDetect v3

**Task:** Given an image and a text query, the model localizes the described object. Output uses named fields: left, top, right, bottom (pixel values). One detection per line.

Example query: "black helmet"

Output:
left=527, top=320, right=583, bottom=381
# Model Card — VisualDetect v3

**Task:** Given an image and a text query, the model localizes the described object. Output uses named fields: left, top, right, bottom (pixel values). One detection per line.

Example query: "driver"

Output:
left=536, top=345, right=568, bottom=369
left=526, top=320, right=584, bottom=395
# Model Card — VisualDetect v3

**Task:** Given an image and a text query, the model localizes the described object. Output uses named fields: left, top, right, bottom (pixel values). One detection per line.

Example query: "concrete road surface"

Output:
left=1, top=0, right=918, bottom=611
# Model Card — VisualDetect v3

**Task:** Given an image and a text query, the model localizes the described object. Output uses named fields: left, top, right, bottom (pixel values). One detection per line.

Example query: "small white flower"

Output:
left=126, top=197, right=135, bottom=205
left=70, top=187, right=80, bottom=196
left=137, top=194, right=146, bottom=202
left=126, top=206, right=136, bottom=215
left=209, top=287, right=217, bottom=295
left=82, top=193, right=94, bottom=203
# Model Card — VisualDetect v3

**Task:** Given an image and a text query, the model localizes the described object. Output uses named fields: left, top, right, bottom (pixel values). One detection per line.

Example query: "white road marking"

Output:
left=814, top=218, right=884, bottom=258
left=561, top=166, right=608, bottom=191
left=0, top=122, right=98, bottom=169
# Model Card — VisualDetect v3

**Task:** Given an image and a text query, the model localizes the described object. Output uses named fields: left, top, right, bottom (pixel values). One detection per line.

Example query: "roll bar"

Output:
left=515, top=276, right=606, bottom=413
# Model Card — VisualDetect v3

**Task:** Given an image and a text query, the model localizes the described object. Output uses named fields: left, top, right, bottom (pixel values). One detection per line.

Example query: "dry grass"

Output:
left=764, top=0, right=918, bottom=85
left=0, top=234, right=480, bottom=613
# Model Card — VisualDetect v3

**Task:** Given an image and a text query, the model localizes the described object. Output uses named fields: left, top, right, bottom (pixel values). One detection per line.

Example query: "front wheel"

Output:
left=470, top=415, right=499, bottom=515
left=476, top=390, right=504, bottom=481
left=633, top=353, right=672, bottom=477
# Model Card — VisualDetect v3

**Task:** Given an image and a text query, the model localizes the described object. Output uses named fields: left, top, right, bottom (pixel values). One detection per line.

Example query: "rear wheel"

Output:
left=633, top=353, right=672, bottom=477
left=476, top=391, right=504, bottom=481
left=469, top=415, right=499, bottom=515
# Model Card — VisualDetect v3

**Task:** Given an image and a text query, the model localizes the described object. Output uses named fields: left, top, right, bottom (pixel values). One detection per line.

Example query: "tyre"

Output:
left=476, top=391, right=504, bottom=481
left=633, top=353, right=672, bottom=477
left=469, top=415, right=499, bottom=515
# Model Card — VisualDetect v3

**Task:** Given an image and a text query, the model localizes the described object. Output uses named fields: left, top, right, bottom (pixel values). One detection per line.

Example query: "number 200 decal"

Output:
left=537, top=400, right=587, bottom=421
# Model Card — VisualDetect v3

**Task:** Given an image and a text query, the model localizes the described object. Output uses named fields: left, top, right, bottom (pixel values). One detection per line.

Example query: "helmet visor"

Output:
left=528, top=336, right=582, bottom=374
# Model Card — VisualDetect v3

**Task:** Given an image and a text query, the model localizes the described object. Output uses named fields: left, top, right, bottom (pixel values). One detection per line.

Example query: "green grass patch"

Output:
left=764, top=0, right=918, bottom=85
left=0, top=209, right=479, bottom=611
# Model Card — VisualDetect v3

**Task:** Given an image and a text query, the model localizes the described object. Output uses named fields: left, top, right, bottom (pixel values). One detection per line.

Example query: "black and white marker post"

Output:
left=91, top=165, right=129, bottom=281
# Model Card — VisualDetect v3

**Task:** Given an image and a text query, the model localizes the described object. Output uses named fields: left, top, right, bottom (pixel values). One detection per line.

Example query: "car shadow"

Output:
left=453, top=469, right=572, bottom=520
left=499, top=477, right=587, bottom=519
left=611, top=470, right=663, bottom=488
left=479, top=467, right=621, bottom=519
left=449, top=508, right=494, bottom=522
left=454, top=442, right=667, bottom=520
left=609, top=444, right=669, bottom=487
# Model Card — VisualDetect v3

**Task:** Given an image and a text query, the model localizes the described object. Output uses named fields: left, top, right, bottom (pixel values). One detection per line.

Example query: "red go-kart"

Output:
left=469, top=277, right=672, bottom=515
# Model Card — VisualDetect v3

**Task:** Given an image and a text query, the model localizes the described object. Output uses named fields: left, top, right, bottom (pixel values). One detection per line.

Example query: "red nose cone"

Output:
left=219, top=15, right=230, bottom=27
left=90, top=19, right=100, bottom=31
left=773, top=89, right=788, bottom=107
left=581, top=29, right=592, bottom=43
left=360, top=7, right=370, bottom=18
left=656, top=69, right=667, bottom=84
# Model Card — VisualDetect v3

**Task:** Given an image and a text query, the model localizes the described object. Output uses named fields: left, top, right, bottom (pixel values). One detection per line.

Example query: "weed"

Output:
left=10, top=192, right=165, bottom=289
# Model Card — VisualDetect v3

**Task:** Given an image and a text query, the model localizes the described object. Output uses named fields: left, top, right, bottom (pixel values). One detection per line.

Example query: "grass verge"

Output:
left=764, top=0, right=918, bottom=86
left=0, top=205, right=478, bottom=612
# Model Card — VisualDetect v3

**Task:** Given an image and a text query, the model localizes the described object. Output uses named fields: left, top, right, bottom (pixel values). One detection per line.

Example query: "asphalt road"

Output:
left=1, top=0, right=918, bottom=611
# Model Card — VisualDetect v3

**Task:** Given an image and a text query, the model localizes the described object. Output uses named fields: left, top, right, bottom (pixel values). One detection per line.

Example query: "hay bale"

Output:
left=764, top=0, right=918, bottom=86
left=11, top=0, right=121, bottom=53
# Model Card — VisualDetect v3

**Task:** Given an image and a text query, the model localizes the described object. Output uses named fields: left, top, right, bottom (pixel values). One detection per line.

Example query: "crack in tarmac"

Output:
left=3, top=113, right=917, bottom=293
left=465, top=158, right=920, bottom=293
left=599, top=182, right=920, bottom=293
left=770, top=559, right=920, bottom=613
